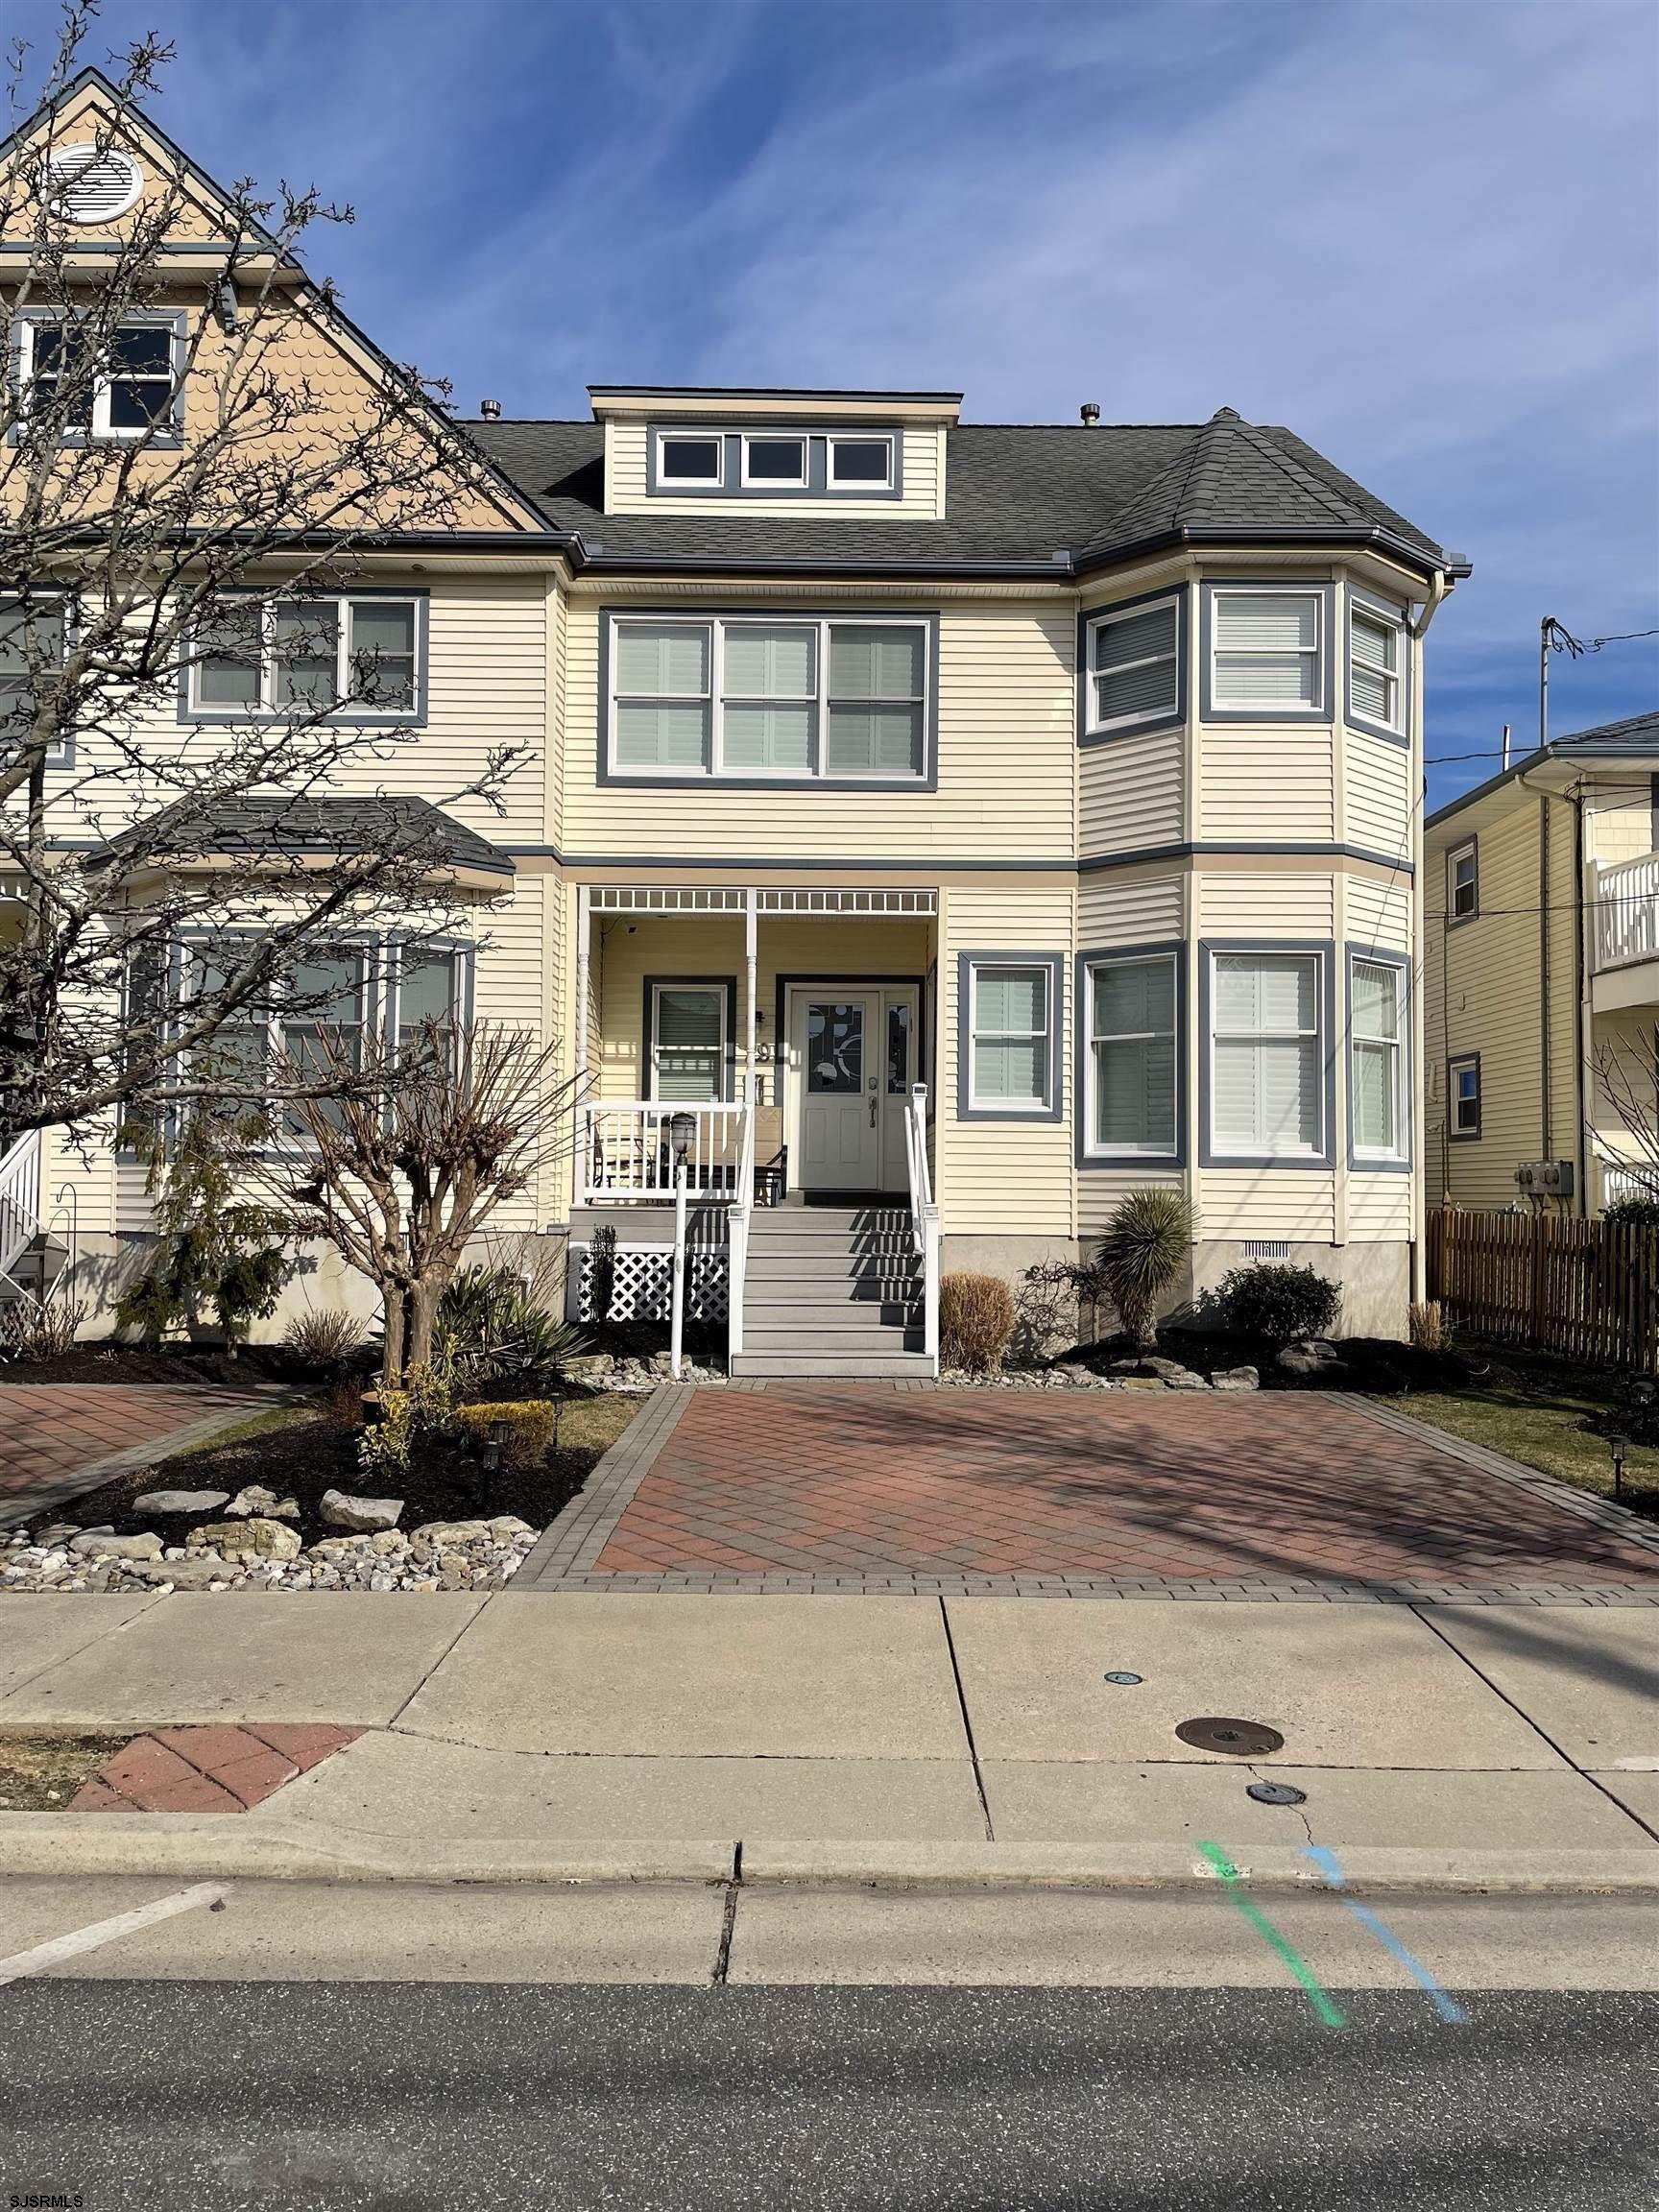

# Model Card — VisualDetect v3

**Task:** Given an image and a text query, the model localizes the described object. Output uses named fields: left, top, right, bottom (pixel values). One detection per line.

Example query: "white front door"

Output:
left=793, top=992, right=881, bottom=1191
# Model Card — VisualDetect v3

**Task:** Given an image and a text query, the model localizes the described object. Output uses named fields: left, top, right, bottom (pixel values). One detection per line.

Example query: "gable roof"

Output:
left=472, top=408, right=1465, bottom=582
left=1427, top=708, right=1659, bottom=830
left=92, top=796, right=514, bottom=879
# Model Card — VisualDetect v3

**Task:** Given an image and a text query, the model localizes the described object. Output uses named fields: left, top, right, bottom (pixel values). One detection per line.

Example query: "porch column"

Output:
left=744, top=886, right=758, bottom=1109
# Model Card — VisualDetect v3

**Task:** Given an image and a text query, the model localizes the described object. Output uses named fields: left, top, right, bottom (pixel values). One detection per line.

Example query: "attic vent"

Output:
left=40, top=146, right=143, bottom=225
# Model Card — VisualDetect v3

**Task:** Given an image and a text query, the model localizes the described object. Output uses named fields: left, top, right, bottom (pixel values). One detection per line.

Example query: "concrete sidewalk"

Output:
left=0, top=1589, right=1655, bottom=1890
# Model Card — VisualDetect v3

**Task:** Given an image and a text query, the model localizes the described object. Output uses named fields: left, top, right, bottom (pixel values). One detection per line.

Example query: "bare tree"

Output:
left=0, top=11, right=535, bottom=1146
left=1591, top=1031, right=1659, bottom=1205
left=253, top=1020, right=579, bottom=1386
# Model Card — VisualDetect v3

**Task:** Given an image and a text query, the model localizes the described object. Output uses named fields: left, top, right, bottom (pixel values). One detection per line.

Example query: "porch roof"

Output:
left=586, top=885, right=936, bottom=917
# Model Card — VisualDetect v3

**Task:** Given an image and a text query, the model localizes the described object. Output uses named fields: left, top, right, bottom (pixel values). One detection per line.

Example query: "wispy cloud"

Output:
left=11, top=0, right=1657, bottom=797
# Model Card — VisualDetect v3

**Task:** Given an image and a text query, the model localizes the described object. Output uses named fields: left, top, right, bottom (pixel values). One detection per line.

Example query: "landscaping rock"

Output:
left=186, top=1517, right=301, bottom=1562
left=67, top=1530, right=163, bottom=1561
left=1119, top=1375, right=1167, bottom=1392
left=1159, top=1367, right=1210, bottom=1391
left=411, top=1519, right=493, bottom=1548
left=131, top=1489, right=230, bottom=1516
left=135, top=1553, right=240, bottom=1590
left=319, top=1489, right=403, bottom=1533
left=225, top=1484, right=300, bottom=1519
left=1211, top=1365, right=1261, bottom=1393
left=1277, top=1339, right=1346, bottom=1381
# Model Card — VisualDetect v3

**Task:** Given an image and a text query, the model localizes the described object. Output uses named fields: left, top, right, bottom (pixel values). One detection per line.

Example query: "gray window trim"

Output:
left=1199, top=580, right=1334, bottom=724
left=1345, top=943, right=1412, bottom=1173
left=1198, top=937, right=1337, bottom=1170
left=597, top=606, right=938, bottom=791
left=9, top=307, right=188, bottom=449
left=956, top=950, right=1065, bottom=1124
left=646, top=423, right=904, bottom=503
left=1446, top=834, right=1479, bottom=926
left=1344, top=586, right=1410, bottom=748
left=641, top=974, right=739, bottom=1103
left=1075, top=941, right=1187, bottom=1169
left=1448, top=1050, right=1482, bottom=1141
left=1077, top=584, right=1189, bottom=747
left=177, top=587, right=429, bottom=729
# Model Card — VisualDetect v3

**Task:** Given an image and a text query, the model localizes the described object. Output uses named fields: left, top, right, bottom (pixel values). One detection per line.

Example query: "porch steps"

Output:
left=732, top=1206, right=932, bottom=1379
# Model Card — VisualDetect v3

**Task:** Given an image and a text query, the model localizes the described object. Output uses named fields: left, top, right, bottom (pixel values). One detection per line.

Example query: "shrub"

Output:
left=358, top=1361, right=454, bottom=1482
left=1214, top=1262, right=1340, bottom=1347
left=281, top=1308, right=367, bottom=1373
left=589, top=1222, right=618, bottom=1327
left=0, top=1293, right=85, bottom=1364
left=1605, top=1193, right=1659, bottom=1229
left=1408, top=1299, right=1448, bottom=1353
left=451, top=1399, right=561, bottom=1474
left=940, top=1272, right=1016, bottom=1373
left=434, top=1266, right=588, bottom=1393
left=1096, top=1189, right=1193, bottom=1350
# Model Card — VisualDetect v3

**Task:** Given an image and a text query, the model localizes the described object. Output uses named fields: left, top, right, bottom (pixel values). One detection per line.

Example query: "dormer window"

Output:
left=656, top=432, right=722, bottom=487
left=828, top=435, right=894, bottom=489
left=741, top=434, right=807, bottom=488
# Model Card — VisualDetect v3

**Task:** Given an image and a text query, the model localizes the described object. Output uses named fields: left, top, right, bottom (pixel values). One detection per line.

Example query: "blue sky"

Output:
left=13, top=0, right=1659, bottom=809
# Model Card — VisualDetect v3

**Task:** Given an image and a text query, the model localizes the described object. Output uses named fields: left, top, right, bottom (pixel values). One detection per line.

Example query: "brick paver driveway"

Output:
left=520, top=1383, right=1659, bottom=1601
left=0, top=1382, right=277, bottom=1526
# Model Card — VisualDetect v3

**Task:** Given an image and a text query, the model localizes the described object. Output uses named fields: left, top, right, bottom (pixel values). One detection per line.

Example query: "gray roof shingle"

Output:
left=94, top=796, right=514, bottom=877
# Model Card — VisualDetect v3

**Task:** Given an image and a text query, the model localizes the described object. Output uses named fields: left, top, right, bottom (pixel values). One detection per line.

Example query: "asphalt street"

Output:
left=2, top=1980, right=1655, bottom=2212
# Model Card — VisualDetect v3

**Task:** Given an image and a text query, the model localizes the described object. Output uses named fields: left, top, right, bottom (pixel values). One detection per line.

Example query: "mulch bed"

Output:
left=0, top=1341, right=292, bottom=1387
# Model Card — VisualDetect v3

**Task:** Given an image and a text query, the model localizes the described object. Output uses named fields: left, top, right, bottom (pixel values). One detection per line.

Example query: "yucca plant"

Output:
left=433, top=1265, right=589, bottom=1393
left=1096, top=1189, right=1194, bottom=1352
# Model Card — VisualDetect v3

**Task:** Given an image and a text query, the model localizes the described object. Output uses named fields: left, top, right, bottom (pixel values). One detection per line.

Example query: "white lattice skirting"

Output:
left=574, top=1243, right=729, bottom=1324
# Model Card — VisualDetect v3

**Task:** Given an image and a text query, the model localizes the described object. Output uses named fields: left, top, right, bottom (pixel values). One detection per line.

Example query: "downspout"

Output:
left=1407, top=571, right=1451, bottom=1308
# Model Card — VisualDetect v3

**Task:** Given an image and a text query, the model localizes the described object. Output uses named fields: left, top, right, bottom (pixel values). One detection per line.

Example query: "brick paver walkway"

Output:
left=0, top=1382, right=279, bottom=1526
left=70, top=1723, right=360, bottom=1814
left=520, top=1384, right=1659, bottom=1600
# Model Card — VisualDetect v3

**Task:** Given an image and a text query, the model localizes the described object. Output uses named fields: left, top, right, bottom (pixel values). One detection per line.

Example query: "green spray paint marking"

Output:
left=1197, top=1841, right=1347, bottom=2029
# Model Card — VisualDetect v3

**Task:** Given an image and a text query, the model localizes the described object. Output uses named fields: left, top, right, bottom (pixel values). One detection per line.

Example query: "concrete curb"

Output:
left=0, top=1815, right=1654, bottom=1896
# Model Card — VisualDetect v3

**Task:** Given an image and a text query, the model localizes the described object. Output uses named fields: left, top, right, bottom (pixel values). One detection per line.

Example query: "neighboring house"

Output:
left=1, top=71, right=1471, bottom=1375
left=1425, top=709, right=1659, bottom=1218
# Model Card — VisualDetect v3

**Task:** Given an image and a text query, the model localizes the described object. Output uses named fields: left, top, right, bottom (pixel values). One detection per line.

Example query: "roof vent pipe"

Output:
left=480, top=398, right=501, bottom=421
left=1079, top=402, right=1100, bottom=426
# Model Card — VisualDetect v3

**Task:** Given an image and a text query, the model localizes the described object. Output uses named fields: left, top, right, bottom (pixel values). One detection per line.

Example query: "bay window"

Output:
left=1084, top=596, right=1181, bottom=735
left=1209, top=949, right=1327, bottom=1160
left=1084, top=950, right=1179, bottom=1158
left=1350, top=955, right=1406, bottom=1162
left=1348, top=597, right=1406, bottom=735
left=1208, top=585, right=1327, bottom=715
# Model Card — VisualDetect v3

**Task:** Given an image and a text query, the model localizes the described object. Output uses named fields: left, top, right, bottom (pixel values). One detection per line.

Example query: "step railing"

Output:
left=726, top=1105, right=757, bottom=1366
left=903, top=1084, right=940, bottom=1371
left=0, top=1128, right=41, bottom=1290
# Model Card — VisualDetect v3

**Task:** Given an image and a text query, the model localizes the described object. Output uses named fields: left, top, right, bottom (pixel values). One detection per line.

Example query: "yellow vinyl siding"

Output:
left=1345, top=730, right=1413, bottom=864
left=1077, top=871, right=1184, bottom=946
left=1347, top=871, right=1412, bottom=952
left=604, top=421, right=944, bottom=520
left=563, top=596, right=1074, bottom=861
left=1080, top=730, right=1184, bottom=857
left=1200, top=727, right=1334, bottom=843
left=1197, top=871, right=1335, bottom=938
left=1199, top=1170, right=1335, bottom=1242
left=1587, top=788, right=1653, bottom=866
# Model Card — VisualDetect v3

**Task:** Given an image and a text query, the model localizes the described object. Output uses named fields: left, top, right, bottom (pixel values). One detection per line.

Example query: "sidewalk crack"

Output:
left=938, top=1596, right=994, bottom=1841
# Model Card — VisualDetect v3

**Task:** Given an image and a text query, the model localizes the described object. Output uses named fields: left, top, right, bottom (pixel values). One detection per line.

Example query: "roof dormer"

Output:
left=589, top=386, right=959, bottom=521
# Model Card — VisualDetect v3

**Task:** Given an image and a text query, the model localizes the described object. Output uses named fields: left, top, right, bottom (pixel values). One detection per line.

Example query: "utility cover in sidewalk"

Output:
left=1175, top=1716, right=1285, bottom=1757
left=1103, top=1671, right=1142, bottom=1686
left=1246, top=1781, right=1308, bottom=1807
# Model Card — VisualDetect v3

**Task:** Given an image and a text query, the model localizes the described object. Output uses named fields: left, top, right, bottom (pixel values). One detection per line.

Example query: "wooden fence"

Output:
left=1428, top=1207, right=1659, bottom=1372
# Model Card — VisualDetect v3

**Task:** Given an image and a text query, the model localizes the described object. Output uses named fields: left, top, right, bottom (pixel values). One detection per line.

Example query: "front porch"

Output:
left=567, top=885, right=942, bottom=1375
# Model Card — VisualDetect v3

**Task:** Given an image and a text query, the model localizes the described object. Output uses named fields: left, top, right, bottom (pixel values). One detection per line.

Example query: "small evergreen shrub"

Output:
left=451, top=1399, right=561, bottom=1474
left=1605, top=1193, right=1659, bottom=1230
left=1214, top=1262, right=1340, bottom=1347
left=589, top=1223, right=618, bottom=1327
left=358, top=1362, right=455, bottom=1481
left=940, top=1272, right=1016, bottom=1373
left=281, top=1308, right=367, bottom=1373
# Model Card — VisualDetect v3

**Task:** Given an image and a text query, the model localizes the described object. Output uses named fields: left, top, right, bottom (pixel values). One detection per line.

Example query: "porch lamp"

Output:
left=668, top=1112, right=695, bottom=1165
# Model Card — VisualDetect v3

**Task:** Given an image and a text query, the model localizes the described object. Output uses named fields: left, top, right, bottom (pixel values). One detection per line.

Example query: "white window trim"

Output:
left=1449, top=1053, right=1481, bottom=1137
left=1210, top=584, right=1325, bottom=716
left=607, top=612, right=930, bottom=783
left=14, top=310, right=180, bottom=444
left=654, top=429, right=724, bottom=489
left=1350, top=955, right=1407, bottom=1163
left=1208, top=948, right=1326, bottom=1161
left=1083, top=951, right=1179, bottom=1158
left=1085, top=596, right=1181, bottom=735
left=187, top=593, right=422, bottom=721
left=1448, top=838, right=1478, bottom=921
left=826, top=432, right=895, bottom=491
left=1348, top=597, right=1405, bottom=735
left=968, top=961, right=1053, bottom=1116
left=650, top=982, right=730, bottom=1103
left=738, top=432, right=809, bottom=490
left=713, top=618, right=817, bottom=781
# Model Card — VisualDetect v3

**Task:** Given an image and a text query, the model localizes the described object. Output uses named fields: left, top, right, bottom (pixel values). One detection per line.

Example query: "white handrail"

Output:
left=727, top=1105, right=756, bottom=1365
left=904, top=1084, right=940, bottom=1370
left=1595, top=854, right=1659, bottom=974
left=581, top=1101, right=746, bottom=1203
left=0, top=1129, right=41, bottom=1284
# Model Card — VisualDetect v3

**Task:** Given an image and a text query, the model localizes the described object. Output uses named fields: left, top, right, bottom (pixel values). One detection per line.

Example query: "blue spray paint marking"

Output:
left=1304, top=1846, right=1468, bottom=2025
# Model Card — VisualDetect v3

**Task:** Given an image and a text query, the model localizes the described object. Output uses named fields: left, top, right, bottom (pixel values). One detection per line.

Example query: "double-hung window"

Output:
left=650, top=985, right=728, bottom=1102
left=1210, top=950, right=1325, bottom=1158
left=190, top=595, right=421, bottom=720
left=607, top=613, right=929, bottom=781
left=0, top=593, right=68, bottom=759
left=1086, top=953, right=1178, bottom=1157
left=1085, top=598, right=1180, bottom=734
left=1449, top=1054, right=1481, bottom=1139
left=1350, top=957, right=1405, bottom=1161
left=969, top=963, right=1054, bottom=1115
left=1448, top=839, right=1478, bottom=923
left=16, top=315, right=179, bottom=441
left=1210, top=588, right=1324, bottom=713
left=1349, top=599, right=1405, bottom=733
left=393, top=944, right=466, bottom=1063
left=280, top=952, right=369, bottom=1132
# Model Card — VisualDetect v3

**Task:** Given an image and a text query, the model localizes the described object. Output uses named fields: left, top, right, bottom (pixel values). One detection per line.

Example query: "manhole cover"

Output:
left=1102, top=1671, right=1142, bottom=1686
left=1175, top=1716, right=1285, bottom=1757
left=1246, top=1781, right=1308, bottom=1807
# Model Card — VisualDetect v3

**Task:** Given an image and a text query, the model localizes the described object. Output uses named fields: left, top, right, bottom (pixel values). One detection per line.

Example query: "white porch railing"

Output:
left=1594, top=854, right=1659, bottom=974
left=0, top=1129, right=41, bottom=1288
left=581, top=1102, right=748, bottom=1204
left=903, top=1083, right=941, bottom=1372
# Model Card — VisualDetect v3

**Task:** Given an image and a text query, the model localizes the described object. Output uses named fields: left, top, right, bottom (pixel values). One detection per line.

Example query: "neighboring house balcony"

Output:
left=1591, top=853, right=1659, bottom=1012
